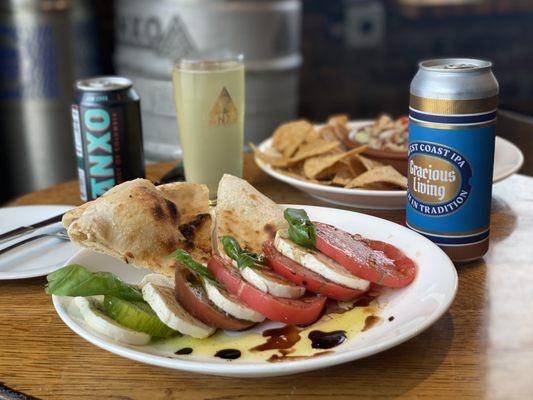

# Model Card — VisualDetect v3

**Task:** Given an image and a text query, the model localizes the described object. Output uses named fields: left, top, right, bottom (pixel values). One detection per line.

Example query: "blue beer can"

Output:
left=407, top=59, right=499, bottom=262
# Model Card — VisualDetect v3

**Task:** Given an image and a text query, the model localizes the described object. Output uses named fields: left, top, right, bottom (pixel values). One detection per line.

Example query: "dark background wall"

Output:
left=94, top=0, right=533, bottom=120
left=299, top=0, right=533, bottom=121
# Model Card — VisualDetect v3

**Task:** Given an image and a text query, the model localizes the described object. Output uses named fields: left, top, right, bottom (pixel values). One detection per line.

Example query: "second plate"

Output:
left=255, top=121, right=523, bottom=209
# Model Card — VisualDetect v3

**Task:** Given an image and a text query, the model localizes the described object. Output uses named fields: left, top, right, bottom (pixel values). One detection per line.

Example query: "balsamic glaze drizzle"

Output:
left=215, top=349, right=241, bottom=360
left=308, top=330, right=347, bottom=349
left=175, top=347, right=193, bottom=355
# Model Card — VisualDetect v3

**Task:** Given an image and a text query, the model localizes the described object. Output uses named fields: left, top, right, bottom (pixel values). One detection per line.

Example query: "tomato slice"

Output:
left=207, top=256, right=326, bottom=325
left=314, top=222, right=416, bottom=288
left=262, top=241, right=366, bottom=301
left=174, top=267, right=255, bottom=330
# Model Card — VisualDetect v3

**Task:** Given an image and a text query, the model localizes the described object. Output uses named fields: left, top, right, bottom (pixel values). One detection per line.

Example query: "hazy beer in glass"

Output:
left=172, top=53, right=245, bottom=198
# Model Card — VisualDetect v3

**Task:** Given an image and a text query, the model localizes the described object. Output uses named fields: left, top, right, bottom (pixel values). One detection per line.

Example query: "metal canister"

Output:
left=114, top=0, right=302, bottom=162
left=407, top=58, right=499, bottom=262
left=72, top=76, right=145, bottom=201
left=0, top=0, right=100, bottom=198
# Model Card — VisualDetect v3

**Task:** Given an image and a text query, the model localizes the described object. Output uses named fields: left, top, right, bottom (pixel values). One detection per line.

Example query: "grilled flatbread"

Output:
left=63, top=179, right=211, bottom=276
left=214, top=174, right=287, bottom=255
left=157, top=181, right=213, bottom=264
left=157, top=182, right=209, bottom=216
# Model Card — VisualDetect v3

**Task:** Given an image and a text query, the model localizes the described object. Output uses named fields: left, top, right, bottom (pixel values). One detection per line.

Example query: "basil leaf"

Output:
left=220, top=236, right=241, bottom=261
left=220, top=236, right=265, bottom=270
left=284, top=208, right=316, bottom=249
left=45, top=264, right=143, bottom=302
left=168, top=249, right=221, bottom=288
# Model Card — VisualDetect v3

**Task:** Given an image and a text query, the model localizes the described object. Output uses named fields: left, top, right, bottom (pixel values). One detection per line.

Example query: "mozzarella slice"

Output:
left=274, top=233, right=370, bottom=291
left=142, top=282, right=215, bottom=339
left=73, top=296, right=151, bottom=346
left=239, top=263, right=305, bottom=298
left=203, top=280, right=265, bottom=323
left=140, top=273, right=175, bottom=289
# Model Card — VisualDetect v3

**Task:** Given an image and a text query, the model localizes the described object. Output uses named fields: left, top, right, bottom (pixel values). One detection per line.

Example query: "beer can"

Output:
left=72, top=76, right=145, bottom=201
left=407, top=58, right=499, bottom=262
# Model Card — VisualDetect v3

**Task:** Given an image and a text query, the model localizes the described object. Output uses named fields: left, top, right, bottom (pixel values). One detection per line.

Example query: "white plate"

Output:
left=255, top=121, right=524, bottom=209
left=493, top=135, right=524, bottom=182
left=52, top=205, right=457, bottom=377
left=0, top=205, right=79, bottom=280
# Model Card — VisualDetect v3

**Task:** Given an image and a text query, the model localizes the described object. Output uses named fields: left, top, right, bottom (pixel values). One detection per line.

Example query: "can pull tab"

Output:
left=444, top=63, right=477, bottom=70
left=88, top=79, right=114, bottom=89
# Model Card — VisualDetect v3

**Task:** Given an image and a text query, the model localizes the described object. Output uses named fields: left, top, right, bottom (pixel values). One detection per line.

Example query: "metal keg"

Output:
left=0, top=0, right=100, bottom=197
left=114, top=0, right=301, bottom=162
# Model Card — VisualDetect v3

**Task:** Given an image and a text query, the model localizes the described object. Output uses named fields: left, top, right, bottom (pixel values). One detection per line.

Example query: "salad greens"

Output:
left=284, top=208, right=316, bottom=249
left=220, top=236, right=266, bottom=270
left=45, top=264, right=143, bottom=302
left=168, top=249, right=221, bottom=287
left=46, top=265, right=180, bottom=339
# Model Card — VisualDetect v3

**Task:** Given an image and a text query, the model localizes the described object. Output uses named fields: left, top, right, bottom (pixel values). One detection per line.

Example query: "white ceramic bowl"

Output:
left=255, top=121, right=523, bottom=209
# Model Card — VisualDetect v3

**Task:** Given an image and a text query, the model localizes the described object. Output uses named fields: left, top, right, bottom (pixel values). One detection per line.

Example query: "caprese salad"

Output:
left=46, top=207, right=416, bottom=346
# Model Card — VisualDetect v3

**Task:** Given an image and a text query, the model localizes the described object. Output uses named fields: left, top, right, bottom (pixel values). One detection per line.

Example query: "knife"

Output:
left=0, top=213, right=64, bottom=244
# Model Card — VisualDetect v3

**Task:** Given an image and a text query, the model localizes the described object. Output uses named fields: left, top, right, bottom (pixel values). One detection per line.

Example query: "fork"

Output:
left=0, top=229, right=70, bottom=256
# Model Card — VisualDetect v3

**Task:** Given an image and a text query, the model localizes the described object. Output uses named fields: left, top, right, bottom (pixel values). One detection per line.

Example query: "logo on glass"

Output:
left=209, top=87, right=238, bottom=126
left=407, top=142, right=472, bottom=216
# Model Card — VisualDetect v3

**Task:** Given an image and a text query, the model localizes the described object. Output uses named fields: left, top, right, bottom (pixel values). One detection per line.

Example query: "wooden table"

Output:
left=1, top=154, right=532, bottom=400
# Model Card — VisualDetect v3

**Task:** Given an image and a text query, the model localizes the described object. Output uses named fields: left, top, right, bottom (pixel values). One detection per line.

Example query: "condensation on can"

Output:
left=407, top=58, right=499, bottom=262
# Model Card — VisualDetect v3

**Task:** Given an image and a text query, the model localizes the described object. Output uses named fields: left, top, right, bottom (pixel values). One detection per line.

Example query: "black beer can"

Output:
left=71, top=76, right=145, bottom=201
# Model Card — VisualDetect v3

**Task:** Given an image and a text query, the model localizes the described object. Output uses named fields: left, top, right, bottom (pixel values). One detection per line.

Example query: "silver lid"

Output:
left=76, top=76, right=132, bottom=91
left=419, top=58, right=492, bottom=72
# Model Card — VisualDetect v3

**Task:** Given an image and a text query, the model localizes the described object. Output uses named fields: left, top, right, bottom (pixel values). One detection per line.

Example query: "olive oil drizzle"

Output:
left=362, top=315, right=381, bottom=332
left=160, top=297, right=382, bottom=362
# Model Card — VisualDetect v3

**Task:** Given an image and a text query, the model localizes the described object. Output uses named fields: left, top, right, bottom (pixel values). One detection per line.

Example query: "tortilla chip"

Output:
left=215, top=175, right=287, bottom=255
left=302, top=146, right=367, bottom=180
left=328, top=114, right=349, bottom=126
left=346, top=166, right=407, bottom=190
left=288, top=139, right=341, bottom=165
left=352, top=154, right=383, bottom=172
left=339, top=159, right=357, bottom=174
left=303, top=156, right=342, bottom=180
left=271, top=120, right=313, bottom=157
left=305, top=128, right=321, bottom=142
left=332, top=165, right=356, bottom=186
left=327, top=114, right=350, bottom=142
left=275, top=168, right=332, bottom=185
left=318, top=125, right=338, bottom=142
left=343, top=156, right=366, bottom=176
left=251, top=143, right=288, bottom=168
